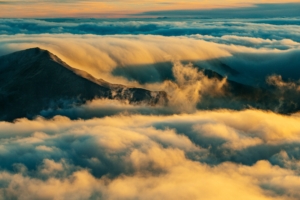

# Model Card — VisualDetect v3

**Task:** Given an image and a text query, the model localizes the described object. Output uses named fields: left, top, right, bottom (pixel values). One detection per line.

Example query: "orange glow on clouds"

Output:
left=0, top=0, right=300, bottom=18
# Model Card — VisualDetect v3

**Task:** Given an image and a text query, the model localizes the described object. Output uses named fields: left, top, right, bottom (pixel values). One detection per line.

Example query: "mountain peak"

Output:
left=0, top=47, right=56, bottom=72
left=26, top=46, right=46, bottom=53
left=7, top=47, right=50, bottom=57
left=0, top=48, right=168, bottom=121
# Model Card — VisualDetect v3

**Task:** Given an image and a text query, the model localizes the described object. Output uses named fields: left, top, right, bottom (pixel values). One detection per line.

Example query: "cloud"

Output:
left=1, top=33, right=300, bottom=115
left=137, top=3, right=300, bottom=18
left=1, top=33, right=300, bottom=85
left=0, top=110, right=300, bottom=199
left=267, top=75, right=300, bottom=91
left=38, top=61, right=228, bottom=118
left=39, top=99, right=176, bottom=119
left=1, top=1, right=300, bottom=18
left=0, top=34, right=232, bottom=83
left=191, top=35, right=300, bottom=50
left=1, top=18, right=300, bottom=43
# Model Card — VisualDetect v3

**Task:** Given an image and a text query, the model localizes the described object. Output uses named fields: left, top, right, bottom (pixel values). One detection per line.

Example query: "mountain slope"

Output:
left=0, top=47, right=167, bottom=121
left=196, top=67, right=300, bottom=113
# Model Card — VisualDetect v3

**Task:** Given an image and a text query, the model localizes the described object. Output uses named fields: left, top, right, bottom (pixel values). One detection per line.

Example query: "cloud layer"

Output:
left=1, top=18, right=300, bottom=42
left=0, top=110, right=300, bottom=199
left=1, top=2, right=300, bottom=18
left=1, top=29, right=300, bottom=114
left=1, top=33, right=300, bottom=84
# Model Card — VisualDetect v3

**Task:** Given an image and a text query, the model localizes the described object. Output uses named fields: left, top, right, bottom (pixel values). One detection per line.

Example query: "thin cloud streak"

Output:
left=0, top=1, right=300, bottom=17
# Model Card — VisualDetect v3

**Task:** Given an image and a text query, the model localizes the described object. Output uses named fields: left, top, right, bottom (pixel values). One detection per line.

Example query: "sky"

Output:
left=0, top=0, right=300, bottom=18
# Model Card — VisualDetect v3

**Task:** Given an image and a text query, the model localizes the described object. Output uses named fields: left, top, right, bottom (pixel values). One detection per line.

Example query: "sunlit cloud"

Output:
left=1, top=33, right=300, bottom=86
left=1, top=32, right=300, bottom=114
left=0, top=110, right=300, bottom=199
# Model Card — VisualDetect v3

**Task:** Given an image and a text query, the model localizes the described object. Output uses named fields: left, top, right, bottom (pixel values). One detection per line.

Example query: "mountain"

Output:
left=1, top=47, right=299, bottom=121
left=196, top=67, right=300, bottom=114
left=0, top=47, right=167, bottom=121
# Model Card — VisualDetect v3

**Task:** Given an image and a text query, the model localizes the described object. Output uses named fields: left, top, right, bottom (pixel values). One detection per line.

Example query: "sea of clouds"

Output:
left=0, top=110, right=300, bottom=199
left=0, top=17, right=300, bottom=199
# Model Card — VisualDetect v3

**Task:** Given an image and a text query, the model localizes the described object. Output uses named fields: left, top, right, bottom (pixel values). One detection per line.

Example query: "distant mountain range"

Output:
left=0, top=48, right=167, bottom=121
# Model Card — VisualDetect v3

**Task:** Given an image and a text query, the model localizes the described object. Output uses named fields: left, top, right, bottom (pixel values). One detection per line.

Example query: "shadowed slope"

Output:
left=0, top=47, right=167, bottom=121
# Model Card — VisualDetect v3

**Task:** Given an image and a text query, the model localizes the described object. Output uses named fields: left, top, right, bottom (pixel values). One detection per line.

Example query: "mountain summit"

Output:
left=0, top=47, right=167, bottom=121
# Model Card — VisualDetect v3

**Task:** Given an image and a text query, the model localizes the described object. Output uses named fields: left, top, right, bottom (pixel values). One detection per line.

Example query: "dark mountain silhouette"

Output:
left=0, top=47, right=167, bottom=121
left=196, top=67, right=300, bottom=114
left=1, top=47, right=299, bottom=121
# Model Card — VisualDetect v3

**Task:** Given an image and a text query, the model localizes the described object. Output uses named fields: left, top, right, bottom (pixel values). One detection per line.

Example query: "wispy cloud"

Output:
left=0, top=1, right=300, bottom=18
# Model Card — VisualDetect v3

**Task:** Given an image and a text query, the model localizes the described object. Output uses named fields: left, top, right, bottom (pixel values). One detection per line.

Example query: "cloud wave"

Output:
left=0, top=110, right=300, bottom=199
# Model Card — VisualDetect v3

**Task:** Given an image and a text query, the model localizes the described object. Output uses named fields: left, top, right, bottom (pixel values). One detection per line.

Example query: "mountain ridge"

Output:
left=0, top=47, right=167, bottom=121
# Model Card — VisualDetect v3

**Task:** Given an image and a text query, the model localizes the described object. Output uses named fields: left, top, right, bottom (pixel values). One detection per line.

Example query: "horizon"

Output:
left=0, top=1, right=300, bottom=18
